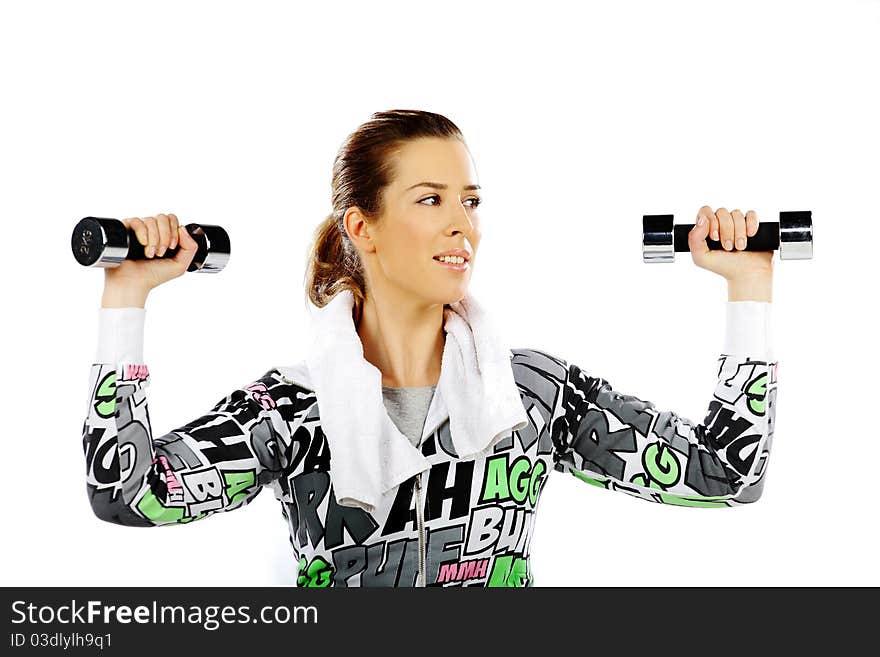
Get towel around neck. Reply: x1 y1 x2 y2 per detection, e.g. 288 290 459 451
303 288 529 513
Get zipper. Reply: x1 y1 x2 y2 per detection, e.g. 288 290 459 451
414 472 426 587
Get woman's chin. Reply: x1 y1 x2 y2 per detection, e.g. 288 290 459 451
422 288 468 308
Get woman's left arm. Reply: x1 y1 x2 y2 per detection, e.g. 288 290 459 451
551 303 776 507
550 206 778 506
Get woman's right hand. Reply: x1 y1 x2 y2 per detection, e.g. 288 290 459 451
103 213 200 295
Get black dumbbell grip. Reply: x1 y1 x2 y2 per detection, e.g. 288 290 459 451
123 225 208 267
673 221 779 252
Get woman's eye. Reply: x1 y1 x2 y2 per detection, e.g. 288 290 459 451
418 195 482 208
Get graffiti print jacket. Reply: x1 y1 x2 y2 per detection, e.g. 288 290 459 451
81 302 778 587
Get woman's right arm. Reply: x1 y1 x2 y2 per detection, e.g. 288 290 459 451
82 307 299 527
82 214 300 527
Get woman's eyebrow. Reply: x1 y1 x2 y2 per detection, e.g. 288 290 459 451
405 181 481 191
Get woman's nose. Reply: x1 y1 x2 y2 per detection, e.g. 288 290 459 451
450 203 475 234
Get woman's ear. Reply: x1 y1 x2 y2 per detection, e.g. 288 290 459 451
344 206 377 254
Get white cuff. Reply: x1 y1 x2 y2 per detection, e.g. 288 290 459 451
96 307 146 363
724 301 773 360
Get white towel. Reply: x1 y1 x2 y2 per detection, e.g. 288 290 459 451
303 289 528 514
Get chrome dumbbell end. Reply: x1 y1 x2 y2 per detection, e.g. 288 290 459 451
778 211 813 261
71 217 129 267
185 223 231 272
642 214 676 263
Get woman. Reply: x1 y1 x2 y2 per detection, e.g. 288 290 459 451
82 109 778 587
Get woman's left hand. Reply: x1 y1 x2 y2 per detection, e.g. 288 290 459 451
688 205 774 281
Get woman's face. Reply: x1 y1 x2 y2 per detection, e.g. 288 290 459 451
348 136 482 308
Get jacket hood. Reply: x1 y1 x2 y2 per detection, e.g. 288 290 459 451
300 288 528 514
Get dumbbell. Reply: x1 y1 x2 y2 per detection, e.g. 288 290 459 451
71 217 231 273
642 210 813 263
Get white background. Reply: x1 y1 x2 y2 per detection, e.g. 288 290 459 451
1 0 877 587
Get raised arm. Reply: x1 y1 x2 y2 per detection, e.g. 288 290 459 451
82 307 304 526
550 301 777 507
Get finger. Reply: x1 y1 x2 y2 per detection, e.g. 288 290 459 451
689 209 711 259
746 210 758 237
173 224 198 258
127 218 149 248
731 208 747 250
716 207 734 251
155 213 171 256
168 213 180 249
698 204 719 242
178 224 197 249
143 216 159 258
698 205 718 242
171 225 198 267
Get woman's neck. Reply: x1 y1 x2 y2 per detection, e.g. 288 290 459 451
356 291 445 388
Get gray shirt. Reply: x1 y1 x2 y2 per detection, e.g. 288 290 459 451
381 384 437 449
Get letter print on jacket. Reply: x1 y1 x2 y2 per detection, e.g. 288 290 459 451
81 348 778 586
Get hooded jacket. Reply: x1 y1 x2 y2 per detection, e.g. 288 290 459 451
81 297 777 587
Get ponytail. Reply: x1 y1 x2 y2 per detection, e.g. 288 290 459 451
305 212 367 326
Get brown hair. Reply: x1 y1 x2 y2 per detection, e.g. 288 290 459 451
304 109 465 326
